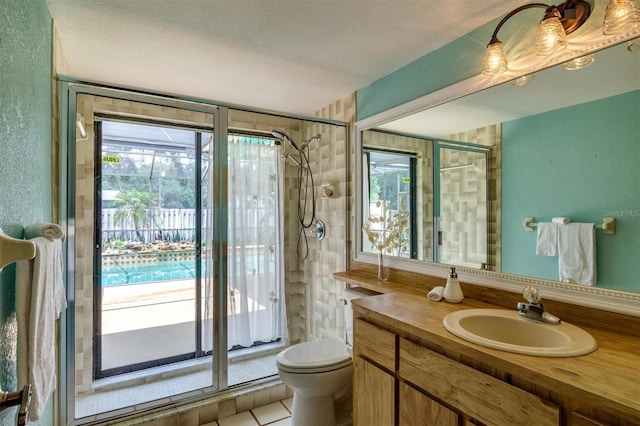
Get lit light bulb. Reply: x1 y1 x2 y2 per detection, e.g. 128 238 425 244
482 40 508 75
603 0 640 34
535 16 567 55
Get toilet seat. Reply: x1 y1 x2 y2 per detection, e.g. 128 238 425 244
276 338 352 373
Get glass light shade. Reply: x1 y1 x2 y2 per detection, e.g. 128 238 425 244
603 0 640 34
482 41 508 75
563 54 595 70
511 74 536 86
535 16 567 55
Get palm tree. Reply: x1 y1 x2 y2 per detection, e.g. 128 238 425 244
110 189 158 242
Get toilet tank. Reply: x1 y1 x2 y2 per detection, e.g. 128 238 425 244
343 286 380 346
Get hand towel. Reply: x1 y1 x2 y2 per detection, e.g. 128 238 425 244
24 223 65 241
552 217 571 225
536 222 558 256
557 223 596 286
16 237 67 421
427 286 445 301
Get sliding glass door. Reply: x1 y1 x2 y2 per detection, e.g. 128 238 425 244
94 119 214 378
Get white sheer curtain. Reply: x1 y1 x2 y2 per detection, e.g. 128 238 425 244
227 134 286 349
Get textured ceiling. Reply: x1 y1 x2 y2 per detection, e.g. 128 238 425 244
46 0 527 116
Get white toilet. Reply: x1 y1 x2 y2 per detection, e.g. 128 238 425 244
276 286 379 426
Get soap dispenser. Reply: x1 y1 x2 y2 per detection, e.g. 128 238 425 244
443 267 464 303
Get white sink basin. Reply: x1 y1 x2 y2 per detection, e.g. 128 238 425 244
443 309 597 357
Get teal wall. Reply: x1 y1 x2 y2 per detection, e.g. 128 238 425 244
356 27 485 120
501 91 640 291
0 0 54 424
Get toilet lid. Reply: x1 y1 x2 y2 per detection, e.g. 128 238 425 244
276 338 351 371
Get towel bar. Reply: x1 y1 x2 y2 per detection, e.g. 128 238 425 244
0 228 36 271
0 384 31 426
523 217 616 235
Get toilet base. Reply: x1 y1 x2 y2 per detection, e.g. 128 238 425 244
291 393 336 426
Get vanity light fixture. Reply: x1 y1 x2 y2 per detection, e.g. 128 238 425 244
482 0 591 75
603 0 640 34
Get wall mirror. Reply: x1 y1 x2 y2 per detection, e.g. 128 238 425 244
354 34 640 314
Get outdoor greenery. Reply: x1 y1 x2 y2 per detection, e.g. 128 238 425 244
102 149 197 209
110 189 159 241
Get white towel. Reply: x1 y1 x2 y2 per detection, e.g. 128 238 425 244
536 223 558 256
427 286 445 301
23 223 65 241
557 223 596 286
552 217 571 225
16 237 67 421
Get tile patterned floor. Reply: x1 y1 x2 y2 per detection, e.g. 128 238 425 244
204 399 293 426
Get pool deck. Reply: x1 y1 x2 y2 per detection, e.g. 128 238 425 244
101 280 201 366
102 279 198 333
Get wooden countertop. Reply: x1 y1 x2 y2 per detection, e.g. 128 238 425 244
350 290 640 423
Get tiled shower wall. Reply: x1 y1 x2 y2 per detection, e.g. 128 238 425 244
304 94 355 341
439 148 489 267
447 124 502 271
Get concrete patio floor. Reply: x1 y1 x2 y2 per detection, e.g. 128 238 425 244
101 280 204 368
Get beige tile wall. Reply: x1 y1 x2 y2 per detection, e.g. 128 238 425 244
439 148 489 266
307 94 355 341
447 124 502 270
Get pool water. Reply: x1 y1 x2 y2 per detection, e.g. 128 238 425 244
101 262 197 286
101 258 268 286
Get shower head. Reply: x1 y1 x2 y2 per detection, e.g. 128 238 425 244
302 134 321 149
272 129 301 153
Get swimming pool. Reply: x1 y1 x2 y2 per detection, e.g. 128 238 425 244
101 262 198 286
101 258 268 286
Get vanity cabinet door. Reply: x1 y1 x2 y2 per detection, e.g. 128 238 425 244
354 356 395 426
399 381 457 426
353 318 396 370
353 318 397 426
399 338 560 426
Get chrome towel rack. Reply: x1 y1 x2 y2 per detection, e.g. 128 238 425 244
523 217 616 235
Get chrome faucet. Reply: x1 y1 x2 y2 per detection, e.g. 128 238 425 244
517 286 561 325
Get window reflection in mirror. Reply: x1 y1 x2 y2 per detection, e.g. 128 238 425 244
363 148 417 258
362 131 491 268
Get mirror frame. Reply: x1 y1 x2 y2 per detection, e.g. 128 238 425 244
354 28 640 316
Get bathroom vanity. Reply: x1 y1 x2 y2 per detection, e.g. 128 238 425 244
335 271 640 426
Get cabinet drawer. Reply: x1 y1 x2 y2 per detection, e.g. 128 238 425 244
399 338 559 426
353 318 396 371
